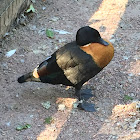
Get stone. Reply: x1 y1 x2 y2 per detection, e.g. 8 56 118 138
58 104 66 111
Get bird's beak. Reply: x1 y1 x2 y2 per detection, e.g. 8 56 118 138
98 38 109 46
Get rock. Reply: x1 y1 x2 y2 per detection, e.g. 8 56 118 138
41 101 51 109
130 93 135 97
19 17 28 26
110 34 115 38
133 119 140 127
2 63 8 69
51 17 59 22
105 119 110 123
124 118 130 122
133 55 139 60
15 94 19 98
112 135 117 139
99 25 106 32
30 115 34 118
5 49 16 57
20 59 25 63
54 29 72 35
73 102 79 109
131 128 136 133
55 46 58 49
110 39 116 44
33 50 43 54
42 6 46 10
122 123 129 130
58 104 66 111
0 131 6 136
116 122 121 126
29 25 37 31
58 39 66 43
100 118 104 122
128 73 134 77
38 29 45 35
123 56 129 60
3 32 10 37
111 130 116 135
129 119 140 129
12 28 17 32
6 122 11 127
96 108 100 111
129 112 136 116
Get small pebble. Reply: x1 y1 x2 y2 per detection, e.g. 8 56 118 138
12 29 16 32
100 118 104 122
1 131 6 136
55 46 58 49
2 63 8 69
38 29 45 35
16 94 19 98
116 122 121 126
129 112 136 116
73 102 78 109
110 34 115 38
58 39 66 43
110 39 116 44
130 123 136 129
123 56 129 60
51 17 59 22
131 128 136 133
133 55 139 60
128 73 134 77
20 59 24 63
4 32 10 37
130 93 135 97
6 122 11 127
30 115 34 118
29 25 37 31
105 119 110 123
58 104 65 111
96 108 100 111
99 25 106 32
124 118 130 122
42 6 46 10
111 130 116 135
112 135 117 139
133 119 140 127
41 101 51 109
122 123 129 130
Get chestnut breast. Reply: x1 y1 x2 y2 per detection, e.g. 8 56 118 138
80 40 114 68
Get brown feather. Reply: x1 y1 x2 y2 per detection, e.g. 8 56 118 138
80 39 114 68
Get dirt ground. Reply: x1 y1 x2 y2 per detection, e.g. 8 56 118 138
0 0 140 140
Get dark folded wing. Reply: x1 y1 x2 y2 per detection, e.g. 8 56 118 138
56 41 102 85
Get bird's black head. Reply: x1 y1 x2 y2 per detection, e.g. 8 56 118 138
76 26 109 46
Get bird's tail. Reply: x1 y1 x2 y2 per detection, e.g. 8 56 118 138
18 68 41 83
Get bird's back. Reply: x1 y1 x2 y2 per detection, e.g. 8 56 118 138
55 41 102 86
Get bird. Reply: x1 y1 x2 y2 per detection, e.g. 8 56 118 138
18 26 114 112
